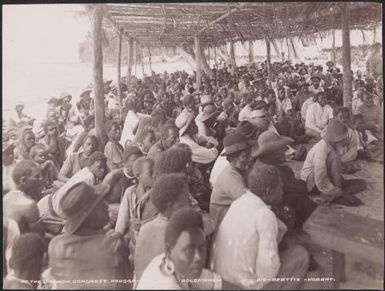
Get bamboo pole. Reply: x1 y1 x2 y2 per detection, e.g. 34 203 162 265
248 40 254 63
286 38 291 60
265 37 272 89
229 39 236 76
117 28 123 120
91 5 106 149
127 36 134 87
133 40 137 76
140 45 145 77
148 47 153 73
332 29 336 64
194 36 202 90
341 3 352 112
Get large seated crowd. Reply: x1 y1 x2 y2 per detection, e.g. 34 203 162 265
2 58 383 289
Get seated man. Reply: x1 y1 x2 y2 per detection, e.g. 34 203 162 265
104 120 124 170
356 90 383 142
48 182 132 289
210 164 316 290
305 91 333 140
4 233 46 289
176 110 218 165
134 173 191 281
147 123 179 160
37 151 108 228
210 131 251 225
115 157 158 261
301 119 367 206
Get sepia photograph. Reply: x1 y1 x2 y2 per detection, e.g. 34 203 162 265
2 2 383 290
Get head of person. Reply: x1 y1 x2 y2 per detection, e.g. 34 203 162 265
300 83 310 93
248 163 284 206
164 208 206 280
19 127 36 150
29 144 49 164
362 91 374 107
105 120 122 142
277 87 286 101
123 146 143 177
253 131 294 165
222 131 252 173
142 129 156 153
87 151 108 180
15 102 25 113
9 233 46 285
160 123 180 150
311 76 320 88
12 160 43 201
82 135 99 156
176 111 198 137
151 173 190 219
222 98 235 116
352 114 365 131
335 107 350 126
60 182 110 233
133 157 155 190
154 147 192 178
266 89 276 104
249 102 271 131
323 119 349 148
316 91 327 107
143 90 155 111
182 94 196 112
43 120 59 137
214 94 223 108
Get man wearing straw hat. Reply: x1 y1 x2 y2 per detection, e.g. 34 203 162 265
301 119 367 207
48 182 132 289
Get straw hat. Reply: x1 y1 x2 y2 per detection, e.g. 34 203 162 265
323 119 348 143
60 182 110 234
175 110 195 136
79 88 92 99
196 104 219 122
221 131 251 156
310 73 322 82
252 131 294 158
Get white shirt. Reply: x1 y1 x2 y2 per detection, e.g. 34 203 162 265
238 104 253 122
275 97 292 114
180 135 218 164
210 191 287 289
120 110 140 146
305 103 333 133
209 149 228 187
300 97 315 122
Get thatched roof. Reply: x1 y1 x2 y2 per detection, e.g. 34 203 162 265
101 2 381 47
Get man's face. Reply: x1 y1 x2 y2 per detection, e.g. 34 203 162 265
337 112 350 125
363 94 374 107
142 132 156 152
47 125 58 137
24 132 36 149
24 165 43 199
169 229 207 280
124 154 140 176
232 148 252 172
83 138 97 156
312 78 320 88
33 149 47 164
90 160 107 180
317 94 327 107
302 85 309 93
108 124 121 141
163 128 179 149
143 100 153 111
15 105 24 112
354 118 365 131
139 161 154 189
278 89 285 101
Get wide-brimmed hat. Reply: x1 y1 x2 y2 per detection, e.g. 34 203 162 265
326 61 334 66
236 120 257 139
323 119 348 143
60 182 110 234
196 104 219 123
252 131 294 158
183 94 195 107
310 74 321 81
59 92 72 101
196 95 214 107
221 131 251 156
47 97 58 105
80 88 92 99
14 101 25 109
175 110 195 136
253 100 268 110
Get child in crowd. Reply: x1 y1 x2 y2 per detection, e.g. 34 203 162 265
104 120 124 170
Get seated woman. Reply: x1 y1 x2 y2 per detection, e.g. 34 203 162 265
14 126 36 163
58 135 99 182
41 120 67 169
136 208 224 290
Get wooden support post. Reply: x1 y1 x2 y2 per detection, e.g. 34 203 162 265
214 45 217 69
286 38 291 60
373 27 376 44
117 28 123 113
140 45 145 77
332 29 336 64
290 38 299 61
271 38 281 60
91 5 106 149
194 36 202 91
265 37 272 89
127 37 134 87
147 47 152 73
133 40 137 76
341 2 352 111
229 40 236 76
248 40 254 64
